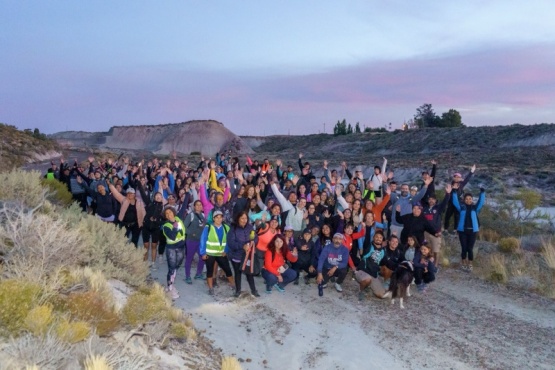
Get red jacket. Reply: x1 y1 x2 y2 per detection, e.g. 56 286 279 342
264 249 298 276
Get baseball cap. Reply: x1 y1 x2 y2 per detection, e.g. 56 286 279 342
126 188 136 194
213 210 223 217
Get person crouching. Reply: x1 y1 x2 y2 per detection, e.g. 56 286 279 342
317 233 350 296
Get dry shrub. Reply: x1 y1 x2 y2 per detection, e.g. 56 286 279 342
488 254 508 283
0 170 50 210
84 354 113 370
24 304 54 337
62 290 120 337
478 228 500 243
0 202 83 282
76 335 155 370
0 279 42 336
1 333 72 369
221 356 243 370
122 284 171 327
55 319 91 344
498 237 520 253
41 177 74 207
541 240 555 270
170 322 197 342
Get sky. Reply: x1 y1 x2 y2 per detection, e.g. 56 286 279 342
1 1 554 136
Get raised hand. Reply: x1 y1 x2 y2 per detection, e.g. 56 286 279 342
471 164 476 173
445 184 452 193
424 176 433 186
337 209 344 219
292 175 299 186
323 160 328 168
276 159 282 167
299 153 303 159
88 156 95 163
431 159 437 165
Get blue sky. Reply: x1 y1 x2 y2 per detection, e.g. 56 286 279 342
1 1 554 135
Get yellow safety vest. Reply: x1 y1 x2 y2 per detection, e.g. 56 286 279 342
163 216 186 245
205 224 229 256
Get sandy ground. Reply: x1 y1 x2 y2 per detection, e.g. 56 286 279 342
149 257 555 370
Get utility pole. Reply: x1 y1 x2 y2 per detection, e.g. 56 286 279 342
323 123 326 133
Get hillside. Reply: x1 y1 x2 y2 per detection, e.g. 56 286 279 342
0 123 61 172
51 120 254 155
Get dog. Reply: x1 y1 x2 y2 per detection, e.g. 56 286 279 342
389 261 414 309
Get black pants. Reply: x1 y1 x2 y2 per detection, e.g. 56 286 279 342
458 229 477 261
321 266 349 285
73 193 88 212
205 255 233 278
349 246 361 268
231 261 257 293
292 260 317 279
158 233 167 255
414 267 435 285
444 203 460 230
120 222 141 247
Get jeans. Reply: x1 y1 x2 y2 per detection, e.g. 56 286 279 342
261 268 297 290
166 247 185 285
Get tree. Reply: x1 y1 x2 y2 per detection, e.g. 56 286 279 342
440 109 463 127
333 119 347 135
355 122 361 133
414 103 440 128
347 123 353 134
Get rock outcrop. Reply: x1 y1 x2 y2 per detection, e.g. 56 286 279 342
51 120 254 155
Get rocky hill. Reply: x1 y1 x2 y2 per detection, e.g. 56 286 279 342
51 120 254 155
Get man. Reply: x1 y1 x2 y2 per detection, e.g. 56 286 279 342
317 233 350 295
293 228 316 285
423 184 452 268
355 230 391 301
162 206 187 300
396 203 440 246
379 235 403 286
200 210 235 296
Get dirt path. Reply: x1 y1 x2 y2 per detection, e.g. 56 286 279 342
150 262 555 370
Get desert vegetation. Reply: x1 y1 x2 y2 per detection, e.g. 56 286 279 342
0 170 237 369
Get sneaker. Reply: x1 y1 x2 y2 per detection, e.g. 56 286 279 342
233 291 241 298
208 288 214 296
358 291 365 301
274 284 285 293
468 265 473 272
168 285 179 300
334 283 343 292
461 265 468 272
318 284 324 297
185 277 192 284
194 274 206 280
265 287 272 294
151 264 157 271
421 284 429 293
417 284 424 292
382 291 392 299
252 291 260 297
321 284 328 289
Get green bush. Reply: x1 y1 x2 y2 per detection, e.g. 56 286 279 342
24 304 54 337
488 254 508 283
498 237 520 253
0 279 42 336
55 319 91 344
41 178 74 207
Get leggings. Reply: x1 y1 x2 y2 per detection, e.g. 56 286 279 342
458 229 477 261
166 247 185 286
444 203 460 230
231 261 257 293
414 267 435 285
121 223 141 247
205 255 233 278
184 240 204 278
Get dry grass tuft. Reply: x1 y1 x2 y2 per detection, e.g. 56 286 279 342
170 322 197 342
478 228 500 243
84 354 113 370
55 319 91 344
0 279 42 336
1 333 72 369
488 254 508 283
221 356 243 370
24 304 54 337
498 237 520 254
62 290 120 337
541 240 555 270
122 284 171 327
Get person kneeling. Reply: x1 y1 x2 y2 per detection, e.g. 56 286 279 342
262 234 298 293
316 233 350 296
413 243 437 293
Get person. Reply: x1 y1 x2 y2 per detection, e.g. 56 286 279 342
76 175 116 223
444 165 476 233
413 243 437 293
390 177 432 237
227 211 260 297
395 203 440 246
316 233 350 295
262 234 298 293
379 235 403 287
183 200 206 283
354 231 391 301
452 187 485 272
108 184 146 247
402 235 420 263
199 210 235 296
292 228 316 285
423 184 452 268
161 206 187 300
140 190 164 264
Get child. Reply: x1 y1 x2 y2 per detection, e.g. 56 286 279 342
413 243 437 293
403 235 420 263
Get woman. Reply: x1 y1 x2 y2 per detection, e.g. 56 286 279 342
452 188 486 272
108 183 145 247
352 199 363 228
227 211 260 297
161 206 187 300
413 243 437 293
262 234 298 293
402 235 420 263
139 186 164 263
183 200 206 283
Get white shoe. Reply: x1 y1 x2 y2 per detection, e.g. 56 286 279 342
167 285 179 300
334 283 343 292
382 291 392 299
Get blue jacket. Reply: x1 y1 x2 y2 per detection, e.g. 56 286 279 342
452 191 485 232
317 244 350 272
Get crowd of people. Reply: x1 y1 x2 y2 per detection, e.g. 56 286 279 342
45 152 484 301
